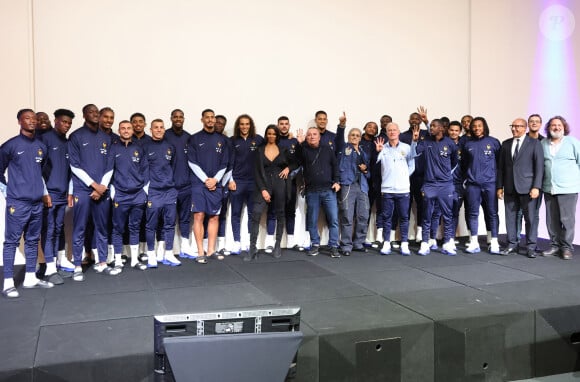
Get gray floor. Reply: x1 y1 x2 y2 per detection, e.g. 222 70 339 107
2 235 580 381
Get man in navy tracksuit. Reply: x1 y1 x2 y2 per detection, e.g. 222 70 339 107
447 121 465 236
143 119 180 267
98 107 120 262
315 110 338 152
414 119 459 255
265 116 299 250
228 114 264 254
68 104 116 280
212 114 231 255
110 120 149 270
130 112 152 259
1 109 53 298
461 117 501 254
165 109 194 259
39 109 75 282
188 109 229 263
400 112 429 242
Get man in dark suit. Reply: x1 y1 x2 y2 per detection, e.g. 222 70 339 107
496 118 544 258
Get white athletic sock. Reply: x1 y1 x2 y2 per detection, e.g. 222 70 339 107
286 235 295 248
23 272 39 287
217 236 225 250
114 253 123 267
3 278 15 291
46 261 57 276
180 236 191 254
130 245 139 267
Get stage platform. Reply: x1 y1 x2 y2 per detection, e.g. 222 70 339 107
3 236 580 382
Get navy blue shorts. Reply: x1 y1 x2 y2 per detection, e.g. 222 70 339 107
191 185 224 215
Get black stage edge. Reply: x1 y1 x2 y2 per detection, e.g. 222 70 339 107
3 235 580 381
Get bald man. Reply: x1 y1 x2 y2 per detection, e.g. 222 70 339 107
496 118 544 258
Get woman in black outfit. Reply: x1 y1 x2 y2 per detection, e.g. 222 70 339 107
245 125 297 261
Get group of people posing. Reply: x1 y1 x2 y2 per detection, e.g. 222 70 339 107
1 106 579 299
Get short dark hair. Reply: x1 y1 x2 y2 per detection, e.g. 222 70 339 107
449 120 461 129
277 116 289 123
315 110 327 118
528 113 542 123
430 119 442 127
130 112 146 122
17 108 34 119
201 108 214 117
82 104 97 114
171 109 184 116
99 107 114 116
215 114 227 122
264 124 281 144
54 108 75 119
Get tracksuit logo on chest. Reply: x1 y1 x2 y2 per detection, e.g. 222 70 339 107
100 142 108 155
216 142 223 153
132 150 140 163
35 148 44 163
165 149 172 161
484 144 492 156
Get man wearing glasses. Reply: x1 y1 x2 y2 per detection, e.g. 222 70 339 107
496 118 544 258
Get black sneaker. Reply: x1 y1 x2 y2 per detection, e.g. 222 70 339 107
307 245 319 256
330 247 341 258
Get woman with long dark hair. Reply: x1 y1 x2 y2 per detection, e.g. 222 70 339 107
245 125 297 261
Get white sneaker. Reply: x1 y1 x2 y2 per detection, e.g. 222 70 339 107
418 242 430 256
57 251 75 272
73 267 84 282
489 238 500 254
465 241 481 254
415 227 423 243
180 237 192 255
400 242 410 256
380 241 391 255
231 241 242 255
163 251 181 266
442 240 457 256
428 238 439 250
147 250 158 268
113 254 124 271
